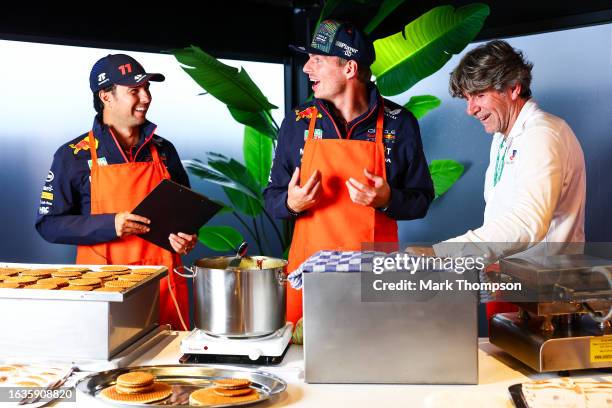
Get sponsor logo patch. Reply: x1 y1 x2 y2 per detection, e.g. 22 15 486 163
38 206 50 215
46 171 54 183
41 192 54 200
69 136 99 155
87 157 108 169
295 107 322 122
303 129 323 140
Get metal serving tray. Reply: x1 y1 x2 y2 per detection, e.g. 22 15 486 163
0 262 167 361
76 364 287 407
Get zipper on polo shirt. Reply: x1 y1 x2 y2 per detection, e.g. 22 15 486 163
316 100 378 140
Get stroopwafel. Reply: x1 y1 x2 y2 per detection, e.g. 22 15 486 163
24 283 58 290
189 387 260 406
4 276 37 285
100 383 172 405
105 280 135 289
213 378 252 389
68 278 102 287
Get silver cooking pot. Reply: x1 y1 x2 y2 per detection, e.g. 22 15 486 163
174 256 288 338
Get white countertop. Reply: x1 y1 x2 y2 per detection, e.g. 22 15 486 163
66 331 612 407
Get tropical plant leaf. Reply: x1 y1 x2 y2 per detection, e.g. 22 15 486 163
228 107 278 140
244 126 273 189
429 159 465 199
206 153 265 217
206 153 262 197
404 95 441 119
315 0 370 29
372 4 490 96
211 199 234 215
364 0 407 35
172 46 277 112
198 226 243 252
223 188 263 217
182 159 259 199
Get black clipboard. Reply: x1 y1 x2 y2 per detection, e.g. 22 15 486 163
132 179 222 252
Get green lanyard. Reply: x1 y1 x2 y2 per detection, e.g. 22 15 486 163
493 136 512 186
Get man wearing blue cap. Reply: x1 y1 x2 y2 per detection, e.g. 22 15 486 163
264 20 435 323
36 54 194 329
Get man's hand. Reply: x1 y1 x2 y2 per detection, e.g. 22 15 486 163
115 212 150 237
169 232 198 255
287 167 322 213
346 168 391 208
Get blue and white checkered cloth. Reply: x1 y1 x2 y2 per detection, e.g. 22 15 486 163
288 250 386 289
287 250 495 302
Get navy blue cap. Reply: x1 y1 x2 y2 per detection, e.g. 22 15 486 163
89 54 165 93
290 19 375 66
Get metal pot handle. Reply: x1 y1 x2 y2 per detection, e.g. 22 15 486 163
583 266 612 323
174 265 198 279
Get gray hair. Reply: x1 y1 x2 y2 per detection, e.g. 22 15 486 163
449 40 533 99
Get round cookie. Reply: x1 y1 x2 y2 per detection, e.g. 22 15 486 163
213 386 254 397
58 266 91 273
116 371 155 388
189 388 259 406
118 274 147 282
51 271 82 279
68 278 102 287
0 268 25 277
131 268 161 275
100 383 172 405
20 269 56 278
37 277 69 287
4 276 37 285
213 378 252 389
105 280 135 289
24 283 57 290
99 265 131 273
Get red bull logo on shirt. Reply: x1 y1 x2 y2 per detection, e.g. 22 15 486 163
295 107 322 122
69 136 99 155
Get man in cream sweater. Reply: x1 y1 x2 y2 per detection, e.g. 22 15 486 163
432 40 586 261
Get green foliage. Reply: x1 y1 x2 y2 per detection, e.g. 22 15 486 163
244 126 273 188
364 0 407 34
173 46 277 112
372 4 490 96
404 95 442 119
429 160 465 199
198 226 244 252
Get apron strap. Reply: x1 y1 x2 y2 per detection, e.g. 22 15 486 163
374 101 386 179
149 142 162 164
307 108 318 141
88 131 99 170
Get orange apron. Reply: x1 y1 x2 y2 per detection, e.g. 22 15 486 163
286 104 398 323
76 131 189 330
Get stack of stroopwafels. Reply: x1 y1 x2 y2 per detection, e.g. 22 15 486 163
100 371 172 405
189 378 260 406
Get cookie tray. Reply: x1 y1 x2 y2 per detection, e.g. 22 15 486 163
0 262 167 361
77 364 287 407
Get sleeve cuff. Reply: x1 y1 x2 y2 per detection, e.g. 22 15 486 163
286 201 301 217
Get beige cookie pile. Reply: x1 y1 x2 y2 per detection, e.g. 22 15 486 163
100 371 172 405
189 378 260 406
